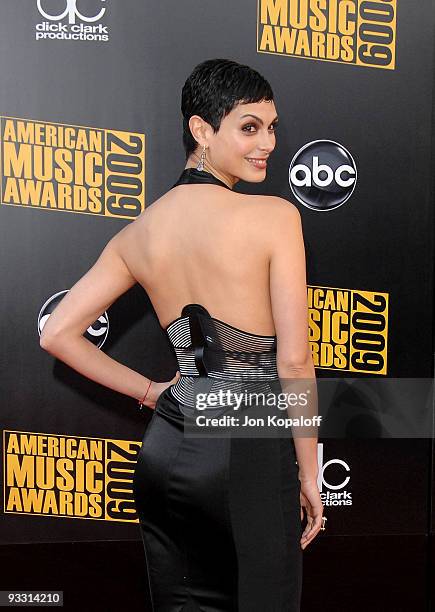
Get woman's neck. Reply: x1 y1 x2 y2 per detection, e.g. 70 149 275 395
185 153 237 190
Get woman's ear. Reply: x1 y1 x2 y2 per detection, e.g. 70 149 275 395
188 115 209 146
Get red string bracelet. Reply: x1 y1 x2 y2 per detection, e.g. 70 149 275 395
138 379 152 410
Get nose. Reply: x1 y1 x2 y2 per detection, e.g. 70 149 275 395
258 130 275 153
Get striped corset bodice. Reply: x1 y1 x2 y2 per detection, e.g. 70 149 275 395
164 303 278 409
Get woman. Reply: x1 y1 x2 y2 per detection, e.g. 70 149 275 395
40 59 323 611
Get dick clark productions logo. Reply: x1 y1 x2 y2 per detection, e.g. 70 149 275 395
37 0 106 24
289 140 357 211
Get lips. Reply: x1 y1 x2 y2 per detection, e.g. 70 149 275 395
246 157 268 168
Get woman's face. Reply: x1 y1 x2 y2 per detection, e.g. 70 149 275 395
191 99 278 186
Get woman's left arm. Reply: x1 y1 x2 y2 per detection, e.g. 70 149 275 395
40 224 158 404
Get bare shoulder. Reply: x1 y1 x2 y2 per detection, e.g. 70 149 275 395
100 204 153 267
259 193 300 217
239 193 301 232
110 196 161 239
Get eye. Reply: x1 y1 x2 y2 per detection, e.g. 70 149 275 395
242 123 278 133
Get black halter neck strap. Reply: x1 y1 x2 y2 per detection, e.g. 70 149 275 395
171 167 232 191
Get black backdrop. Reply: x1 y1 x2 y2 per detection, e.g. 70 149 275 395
0 1 434 610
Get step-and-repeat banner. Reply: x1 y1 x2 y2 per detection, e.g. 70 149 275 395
1 0 434 602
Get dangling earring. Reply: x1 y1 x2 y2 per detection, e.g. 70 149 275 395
196 144 207 171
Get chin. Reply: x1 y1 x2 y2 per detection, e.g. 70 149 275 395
243 172 267 183
235 165 267 182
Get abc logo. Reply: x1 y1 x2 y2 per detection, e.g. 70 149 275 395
37 290 109 349
288 140 357 211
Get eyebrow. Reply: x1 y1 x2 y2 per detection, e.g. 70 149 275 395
240 113 279 125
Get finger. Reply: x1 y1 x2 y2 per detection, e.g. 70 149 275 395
302 514 321 537
301 512 313 535
301 510 322 536
300 506 304 522
301 515 323 547
301 519 314 539
301 525 322 549
301 521 321 542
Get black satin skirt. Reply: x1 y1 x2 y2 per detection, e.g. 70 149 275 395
132 386 303 611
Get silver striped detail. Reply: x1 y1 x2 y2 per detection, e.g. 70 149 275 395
166 314 279 408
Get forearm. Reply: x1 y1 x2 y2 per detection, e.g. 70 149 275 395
277 358 319 481
40 335 150 403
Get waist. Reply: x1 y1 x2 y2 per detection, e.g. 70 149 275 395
173 346 278 378
167 374 281 411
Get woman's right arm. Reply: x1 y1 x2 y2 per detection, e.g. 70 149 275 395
267 196 323 548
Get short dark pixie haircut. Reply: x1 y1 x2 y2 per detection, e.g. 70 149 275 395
181 58 274 161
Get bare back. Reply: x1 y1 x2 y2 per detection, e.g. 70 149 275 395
124 183 276 335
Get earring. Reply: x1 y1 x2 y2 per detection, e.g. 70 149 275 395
196 144 207 171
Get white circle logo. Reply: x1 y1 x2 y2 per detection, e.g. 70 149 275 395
289 139 357 211
37 0 106 25
38 290 109 348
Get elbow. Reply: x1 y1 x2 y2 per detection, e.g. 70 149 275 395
39 331 65 353
39 333 56 352
277 352 314 375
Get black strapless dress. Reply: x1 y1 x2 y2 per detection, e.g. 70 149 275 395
132 169 303 612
